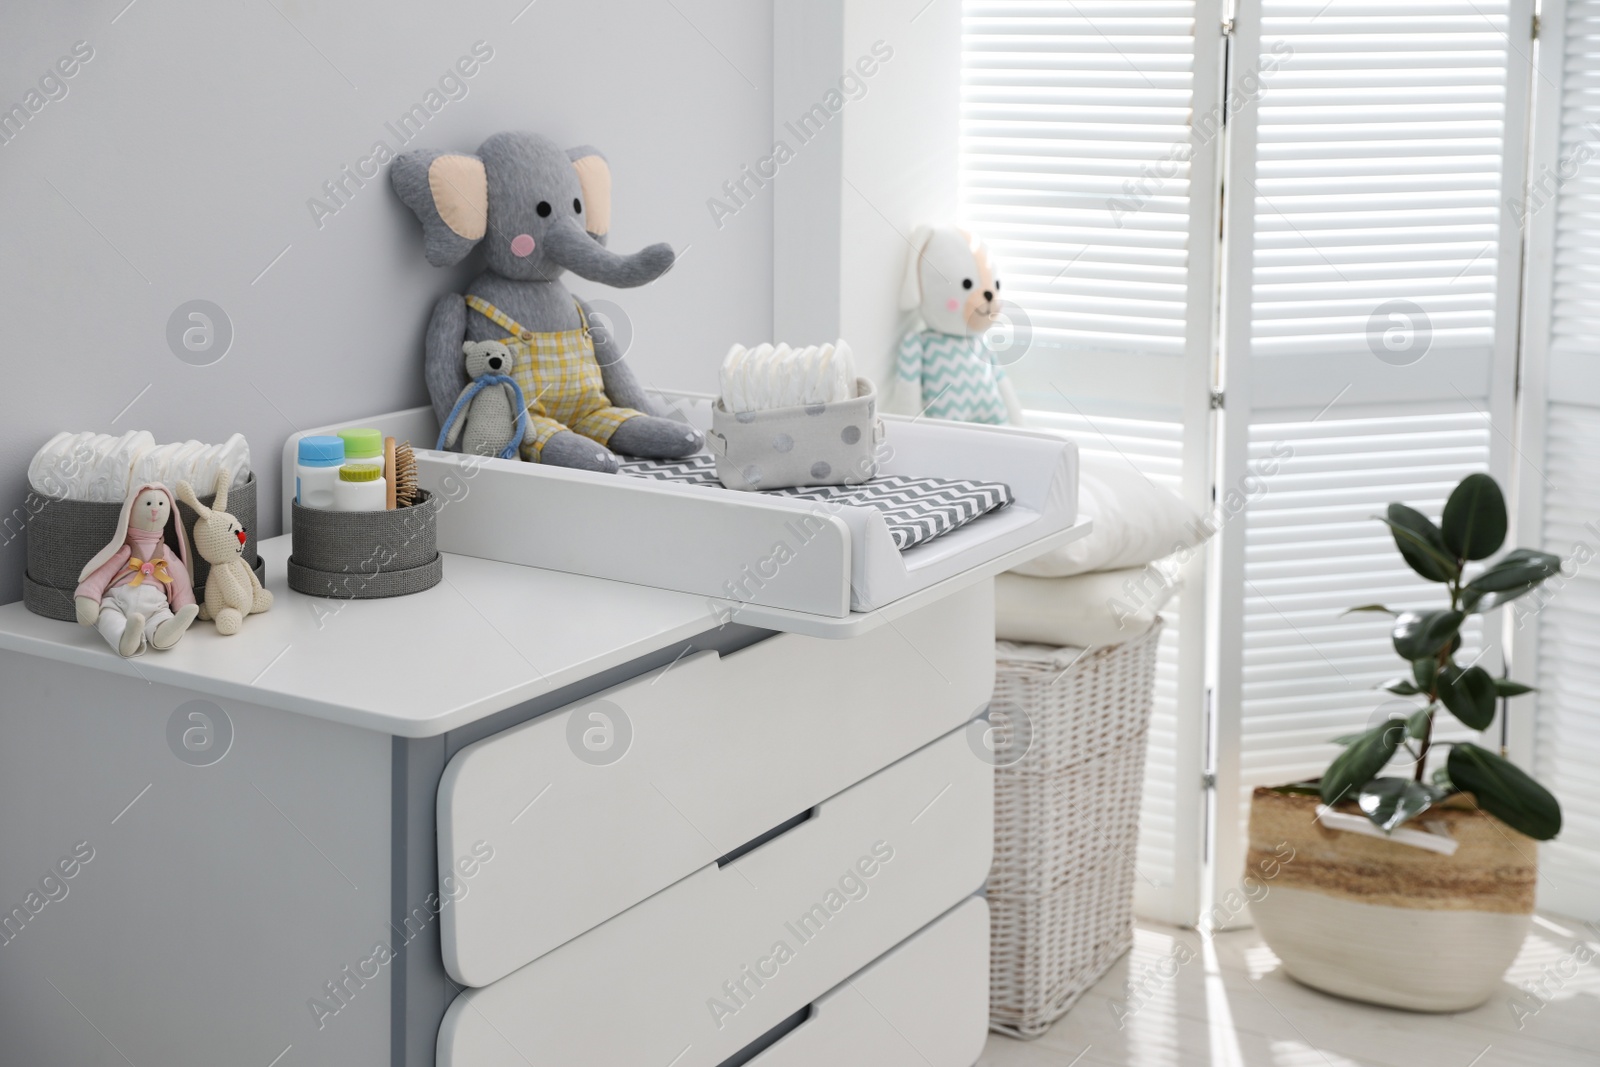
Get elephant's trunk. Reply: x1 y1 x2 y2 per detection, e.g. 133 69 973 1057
543 218 674 288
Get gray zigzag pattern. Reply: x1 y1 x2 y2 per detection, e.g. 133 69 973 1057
616 456 1013 551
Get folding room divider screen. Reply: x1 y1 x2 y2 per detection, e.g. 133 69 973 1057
960 0 1600 926
1514 0 1600 923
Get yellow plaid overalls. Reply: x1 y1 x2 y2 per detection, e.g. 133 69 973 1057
465 296 643 460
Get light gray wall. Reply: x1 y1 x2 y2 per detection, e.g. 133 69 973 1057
0 0 775 603
771 0 960 390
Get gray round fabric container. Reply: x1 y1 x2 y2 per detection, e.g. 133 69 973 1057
23 474 263 622
287 491 441 599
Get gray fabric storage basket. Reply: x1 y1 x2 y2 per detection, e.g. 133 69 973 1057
287 491 441 599
708 377 885 491
23 474 264 622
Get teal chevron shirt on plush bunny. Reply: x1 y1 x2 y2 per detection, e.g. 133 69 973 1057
888 225 1022 426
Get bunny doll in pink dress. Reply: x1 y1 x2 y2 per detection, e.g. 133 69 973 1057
73 483 198 657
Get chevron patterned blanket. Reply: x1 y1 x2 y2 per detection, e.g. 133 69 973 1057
616 455 1013 552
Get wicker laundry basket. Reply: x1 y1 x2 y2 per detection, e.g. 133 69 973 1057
987 618 1163 1038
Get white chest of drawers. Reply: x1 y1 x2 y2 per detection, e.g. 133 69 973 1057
0 534 1017 1067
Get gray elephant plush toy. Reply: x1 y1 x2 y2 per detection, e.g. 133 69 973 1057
392 131 703 472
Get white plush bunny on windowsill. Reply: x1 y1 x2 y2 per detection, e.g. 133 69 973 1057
887 225 1022 426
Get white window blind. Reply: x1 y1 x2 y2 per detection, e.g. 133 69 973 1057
1513 0 1600 923
961 1 1201 357
1233 410 1491 789
960 0 1222 925
1210 0 1530 913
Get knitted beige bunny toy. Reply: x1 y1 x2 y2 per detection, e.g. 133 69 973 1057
175 469 272 635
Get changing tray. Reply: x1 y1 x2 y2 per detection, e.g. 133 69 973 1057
284 396 1087 637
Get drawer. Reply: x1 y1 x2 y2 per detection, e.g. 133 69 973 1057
437 581 993 987
748 896 989 1067
436 726 992 1067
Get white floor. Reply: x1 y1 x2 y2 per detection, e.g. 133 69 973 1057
978 916 1600 1067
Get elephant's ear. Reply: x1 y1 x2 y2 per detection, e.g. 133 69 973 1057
567 145 612 240
391 150 487 266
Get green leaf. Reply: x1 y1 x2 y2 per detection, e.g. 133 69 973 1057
1359 776 1440 833
1392 610 1464 661
1379 506 1459 583
1492 678 1536 698
1330 733 1367 746
1431 765 1456 793
1463 549 1563 612
1272 781 1325 797
1345 604 1398 617
1381 677 1422 696
1442 473 1508 561
1438 665 1497 731
1412 656 1439 692
1320 720 1405 806
1446 743 1563 840
1405 705 1434 739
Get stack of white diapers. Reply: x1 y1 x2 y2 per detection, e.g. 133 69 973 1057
29 431 252 502
996 452 1201 649
719 340 858 413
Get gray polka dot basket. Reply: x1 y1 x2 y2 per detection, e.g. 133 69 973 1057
708 377 886 491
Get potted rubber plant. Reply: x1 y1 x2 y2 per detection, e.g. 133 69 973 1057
1246 472 1563 1012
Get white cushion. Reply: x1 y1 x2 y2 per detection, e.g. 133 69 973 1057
994 568 1177 648
1011 452 1201 578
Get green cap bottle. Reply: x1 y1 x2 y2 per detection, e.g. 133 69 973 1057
338 427 383 460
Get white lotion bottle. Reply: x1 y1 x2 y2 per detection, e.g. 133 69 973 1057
333 464 386 511
296 436 345 509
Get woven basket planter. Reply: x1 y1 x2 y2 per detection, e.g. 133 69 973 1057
23 475 264 622
987 619 1163 1038
1247 788 1535 1012
287 491 441 599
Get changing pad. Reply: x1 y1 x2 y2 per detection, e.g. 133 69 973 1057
284 401 1084 633
616 455 1013 551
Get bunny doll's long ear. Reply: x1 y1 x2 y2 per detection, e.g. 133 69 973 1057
391 150 488 266
900 225 933 311
174 480 209 518
567 145 612 242
212 468 231 513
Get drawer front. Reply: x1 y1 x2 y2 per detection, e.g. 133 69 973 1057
437 581 993 987
436 726 992 1067
750 897 989 1067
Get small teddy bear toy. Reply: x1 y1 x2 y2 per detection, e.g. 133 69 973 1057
435 340 529 459
888 225 1022 426
74 483 198 657
175 469 273 636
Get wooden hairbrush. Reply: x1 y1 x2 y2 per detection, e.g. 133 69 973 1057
392 441 419 507
384 437 397 509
